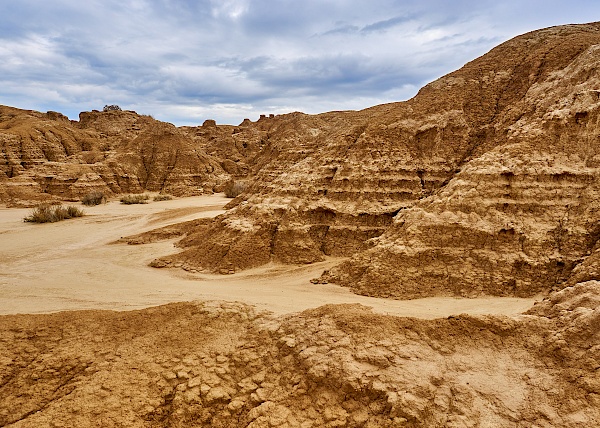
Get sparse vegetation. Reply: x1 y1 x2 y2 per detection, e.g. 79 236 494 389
24 204 84 223
120 194 150 204
103 104 122 112
223 180 247 198
81 191 107 206
153 194 173 202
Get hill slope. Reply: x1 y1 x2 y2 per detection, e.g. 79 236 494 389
158 23 600 300
0 107 260 205
1 280 598 427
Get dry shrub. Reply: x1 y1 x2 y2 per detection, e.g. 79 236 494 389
223 180 247 198
81 191 106 206
24 204 84 223
153 194 173 202
120 194 150 204
103 104 122 112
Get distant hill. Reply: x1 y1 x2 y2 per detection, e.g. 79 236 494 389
0 107 267 205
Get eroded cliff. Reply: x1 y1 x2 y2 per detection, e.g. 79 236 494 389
158 23 600 300
0 108 243 205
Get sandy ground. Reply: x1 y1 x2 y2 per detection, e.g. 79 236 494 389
0 195 540 317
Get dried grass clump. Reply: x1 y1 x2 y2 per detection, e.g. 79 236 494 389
120 194 150 204
81 191 107 206
24 204 85 223
153 194 173 202
223 180 247 198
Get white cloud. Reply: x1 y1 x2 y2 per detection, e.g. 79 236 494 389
210 0 249 19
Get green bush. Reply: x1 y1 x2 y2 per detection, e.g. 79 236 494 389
24 204 84 223
81 191 106 206
223 180 247 198
120 194 150 204
153 194 173 202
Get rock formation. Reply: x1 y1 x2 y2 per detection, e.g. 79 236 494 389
2 21 600 428
0 107 234 205
326 24 600 298
2 23 600 299
156 23 600 301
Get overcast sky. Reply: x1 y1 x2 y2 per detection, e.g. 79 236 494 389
1 1 599 126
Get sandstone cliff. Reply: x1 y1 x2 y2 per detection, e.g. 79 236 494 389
158 23 600 300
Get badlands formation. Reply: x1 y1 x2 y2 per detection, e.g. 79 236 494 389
1 23 600 427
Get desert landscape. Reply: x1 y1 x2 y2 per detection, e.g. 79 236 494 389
1 22 600 427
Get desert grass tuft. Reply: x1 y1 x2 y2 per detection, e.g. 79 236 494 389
81 191 107 206
120 194 150 204
24 204 85 223
153 194 173 202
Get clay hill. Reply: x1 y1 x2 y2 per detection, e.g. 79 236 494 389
144 23 600 301
2 23 600 300
0 107 267 205
2 21 600 428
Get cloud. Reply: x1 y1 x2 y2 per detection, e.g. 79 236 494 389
1 0 600 125
361 15 418 33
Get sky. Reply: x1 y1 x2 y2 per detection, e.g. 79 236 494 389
1 1 599 126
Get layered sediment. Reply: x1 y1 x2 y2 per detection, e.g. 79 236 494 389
0 108 232 205
327 26 600 298
158 23 600 301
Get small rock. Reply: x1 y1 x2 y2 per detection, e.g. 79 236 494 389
215 367 228 375
188 376 202 388
228 398 246 411
163 371 177 380
206 386 231 402
184 388 200 403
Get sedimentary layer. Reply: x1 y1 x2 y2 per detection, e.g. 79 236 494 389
158 23 600 300
326 25 600 298
0 108 233 205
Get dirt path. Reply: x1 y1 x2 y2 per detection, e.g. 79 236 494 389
0 195 540 317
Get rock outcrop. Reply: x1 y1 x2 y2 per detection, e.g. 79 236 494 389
159 23 600 300
3 23 600 301
0 107 231 205
326 24 600 298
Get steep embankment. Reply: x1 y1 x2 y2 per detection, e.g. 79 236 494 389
326 24 600 298
159 23 600 301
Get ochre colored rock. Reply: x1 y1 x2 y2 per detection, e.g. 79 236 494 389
164 23 600 301
0 107 231 204
327 24 600 298
1 282 599 427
